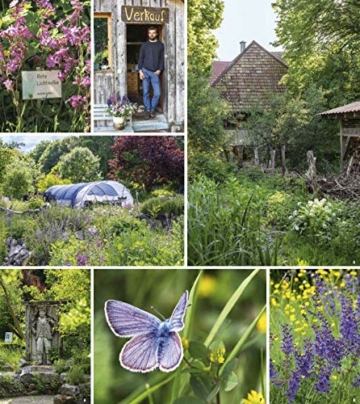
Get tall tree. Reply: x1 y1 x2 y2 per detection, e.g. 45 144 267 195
187 0 229 154
78 136 115 177
273 0 360 107
38 137 79 174
58 147 101 183
188 0 225 73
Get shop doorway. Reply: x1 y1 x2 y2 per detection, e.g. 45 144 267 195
126 24 164 112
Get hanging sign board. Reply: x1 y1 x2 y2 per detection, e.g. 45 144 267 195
22 70 62 100
121 6 169 24
5 332 13 343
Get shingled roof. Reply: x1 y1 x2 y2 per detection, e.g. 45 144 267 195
321 101 360 117
212 41 288 112
211 61 231 85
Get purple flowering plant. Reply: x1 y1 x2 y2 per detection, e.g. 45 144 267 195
106 94 137 118
0 0 90 132
271 269 360 403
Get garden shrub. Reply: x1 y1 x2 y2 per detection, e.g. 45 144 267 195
54 359 71 374
27 196 45 210
188 153 239 183
66 365 86 385
140 195 184 217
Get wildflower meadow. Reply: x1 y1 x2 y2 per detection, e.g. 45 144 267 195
270 269 360 403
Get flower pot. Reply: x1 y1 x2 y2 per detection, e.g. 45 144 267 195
113 116 126 130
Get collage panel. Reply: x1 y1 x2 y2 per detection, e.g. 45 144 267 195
0 135 184 267
0 268 91 403
93 0 185 134
270 268 360 403
187 0 360 267
94 268 266 403
0 0 90 133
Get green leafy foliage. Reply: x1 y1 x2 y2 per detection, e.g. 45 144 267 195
58 146 101 183
243 87 339 171
188 169 360 266
140 195 184 217
272 0 360 107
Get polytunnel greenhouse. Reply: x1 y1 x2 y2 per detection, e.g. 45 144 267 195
44 181 134 208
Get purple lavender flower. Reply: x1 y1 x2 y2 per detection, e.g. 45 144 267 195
314 365 331 393
270 359 283 388
76 254 88 266
352 373 360 388
281 324 294 356
286 369 301 402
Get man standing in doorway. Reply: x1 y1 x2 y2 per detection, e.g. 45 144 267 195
138 26 164 119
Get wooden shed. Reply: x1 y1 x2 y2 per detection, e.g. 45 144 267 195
321 101 360 169
94 0 184 132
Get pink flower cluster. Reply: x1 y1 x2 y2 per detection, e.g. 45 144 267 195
0 0 90 121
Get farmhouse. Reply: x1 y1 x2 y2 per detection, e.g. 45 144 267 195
212 40 288 116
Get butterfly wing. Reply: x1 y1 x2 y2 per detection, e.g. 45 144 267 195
105 300 161 337
120 332 159 373
169 290 189 331
158 332 183 372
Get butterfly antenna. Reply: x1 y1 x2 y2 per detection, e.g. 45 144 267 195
151 306 166 320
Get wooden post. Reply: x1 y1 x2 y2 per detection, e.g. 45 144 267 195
254 147 259 166
306 150 318 192
340 118 344 171
270 149 276 171
281 145 287 176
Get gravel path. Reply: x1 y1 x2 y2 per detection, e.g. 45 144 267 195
0 396 53 404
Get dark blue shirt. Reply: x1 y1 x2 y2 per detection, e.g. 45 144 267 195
138 41 165 72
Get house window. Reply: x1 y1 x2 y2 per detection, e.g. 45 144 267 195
94 13 112 69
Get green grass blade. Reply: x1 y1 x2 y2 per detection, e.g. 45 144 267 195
183 270 203 340
220 303 266 376
118 374 176 404
204 269 260 347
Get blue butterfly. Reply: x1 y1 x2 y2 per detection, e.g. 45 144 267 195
104 290 189 373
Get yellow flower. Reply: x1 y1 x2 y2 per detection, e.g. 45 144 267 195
242 390 266 404
181 337 189 350
198 274 217 298
256 312 266 334
210 347 226 364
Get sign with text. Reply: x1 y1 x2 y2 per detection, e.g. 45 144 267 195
22 70 62 100
121 6 169 24
5 332 13 343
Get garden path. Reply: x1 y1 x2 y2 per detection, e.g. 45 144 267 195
0 396 53 404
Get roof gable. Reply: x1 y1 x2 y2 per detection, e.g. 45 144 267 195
212 41 288 111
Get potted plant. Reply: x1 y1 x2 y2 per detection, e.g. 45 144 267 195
106 94 138 130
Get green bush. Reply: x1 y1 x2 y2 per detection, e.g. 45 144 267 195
27 196 45 209
188 153 239 183
54 359 71 374
141 195 184 217
67 365 86 385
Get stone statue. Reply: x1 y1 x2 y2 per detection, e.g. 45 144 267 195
31 308 55 365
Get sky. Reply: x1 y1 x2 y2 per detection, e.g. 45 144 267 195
214 0 282 61
0 135 71 153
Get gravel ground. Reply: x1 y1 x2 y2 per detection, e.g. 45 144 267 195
0 396 54 404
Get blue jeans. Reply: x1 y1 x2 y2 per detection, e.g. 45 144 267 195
142 68 161 112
